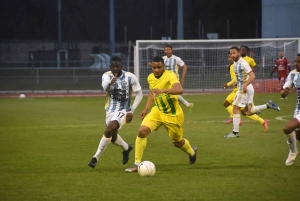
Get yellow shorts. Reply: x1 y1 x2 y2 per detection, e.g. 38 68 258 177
142 106 184 142
225 88 237 104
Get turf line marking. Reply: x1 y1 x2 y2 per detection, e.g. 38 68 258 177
4 116 291 130
0 120 255 130
275 115 292 121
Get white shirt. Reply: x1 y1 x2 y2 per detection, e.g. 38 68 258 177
284 69 300 105
162 54 185 78
102 70 141 112
234 57 253 93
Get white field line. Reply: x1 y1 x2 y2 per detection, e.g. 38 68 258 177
0 116 288 130
275 115 292 121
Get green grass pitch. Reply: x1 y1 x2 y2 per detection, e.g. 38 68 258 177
0 93 299 201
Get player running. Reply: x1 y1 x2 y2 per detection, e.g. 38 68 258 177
125 56 197 172
88 56 143 168
224 46 280 138
223 47 270 133
148 45 194 113
281 53 300 166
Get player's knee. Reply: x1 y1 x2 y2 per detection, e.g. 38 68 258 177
283 125 293 135
173 140 184 148
104 125 119 137
104 128 114 137
138 127 150 138
223 101 230 108
240 110 247 116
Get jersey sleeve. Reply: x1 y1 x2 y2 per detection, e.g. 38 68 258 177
249 58 256 68
176 57 185 67
168 71 180 85
243 62 252 74
130 74 142 92
227 64 236 86
102 72 111 90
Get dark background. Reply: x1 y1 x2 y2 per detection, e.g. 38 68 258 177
0 0 262 42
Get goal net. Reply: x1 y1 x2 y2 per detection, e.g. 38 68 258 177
134 38 300 93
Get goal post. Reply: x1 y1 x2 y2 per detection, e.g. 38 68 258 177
134 38 300 93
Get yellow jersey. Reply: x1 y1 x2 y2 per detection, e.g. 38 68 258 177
227 64 237 87
242 56 256 69
147 70 180 115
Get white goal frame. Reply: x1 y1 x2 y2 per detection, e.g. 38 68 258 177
134 38 300 94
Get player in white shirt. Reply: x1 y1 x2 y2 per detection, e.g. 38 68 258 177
281 53 300 166
163 45 193 113
224 46 280 138
88 56 143 168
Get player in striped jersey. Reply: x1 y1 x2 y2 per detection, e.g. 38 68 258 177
223 48 269 133
163 45 194 113
88 56 143 168
224 46 280 138
281 53 300 166
125 56 197 172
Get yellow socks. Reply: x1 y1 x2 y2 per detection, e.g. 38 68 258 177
226 105 233 118
180 138 194 156
135 136 147 164
247 114 264 124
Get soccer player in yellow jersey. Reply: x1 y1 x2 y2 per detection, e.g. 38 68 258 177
148 45 194 114
125 56 197 172
240 45 257 72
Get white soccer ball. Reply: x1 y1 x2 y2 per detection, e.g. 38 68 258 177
19 94 26 99
138 161 156 177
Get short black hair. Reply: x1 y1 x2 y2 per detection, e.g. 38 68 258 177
230 46 240 52
165 44 173 49
110 56 121 63
152 56 164 63
297 53 300 57
240 45 250 52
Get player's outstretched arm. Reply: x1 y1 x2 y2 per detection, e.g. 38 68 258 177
180 64 187 86
152 83 183 95
140 91 155 119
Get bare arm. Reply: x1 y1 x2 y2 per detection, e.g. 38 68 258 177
140 91 155 119
281 87 290 98
180 64 187 86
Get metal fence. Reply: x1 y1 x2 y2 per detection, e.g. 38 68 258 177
0 60 135 93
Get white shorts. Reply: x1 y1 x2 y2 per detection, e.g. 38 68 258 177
106 109 127 129
293 107 300 122
233 84 254 108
